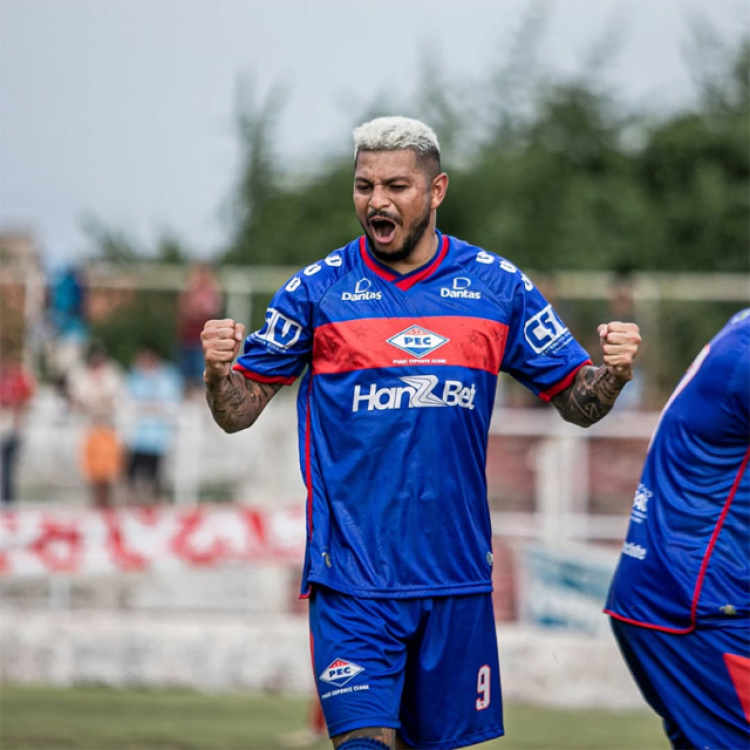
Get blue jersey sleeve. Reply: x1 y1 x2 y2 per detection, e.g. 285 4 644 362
499 269 591 400
233 270 317 384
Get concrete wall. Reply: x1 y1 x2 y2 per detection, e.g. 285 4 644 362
1 608 646 710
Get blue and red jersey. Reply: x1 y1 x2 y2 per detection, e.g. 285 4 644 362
606 309 750 632
235 232 591 597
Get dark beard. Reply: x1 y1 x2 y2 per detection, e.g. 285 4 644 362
363 207 432 265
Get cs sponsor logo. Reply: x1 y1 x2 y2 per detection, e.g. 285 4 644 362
320 659 364 687
440 277 481 300
252 308 303 350
352 375 476 412
523 305 569 354
342 278 382 302
387 325 448 358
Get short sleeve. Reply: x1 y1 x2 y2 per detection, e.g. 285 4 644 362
233 275 315 385
500 279 591 401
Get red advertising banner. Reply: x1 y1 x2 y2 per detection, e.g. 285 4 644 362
0 505 307 577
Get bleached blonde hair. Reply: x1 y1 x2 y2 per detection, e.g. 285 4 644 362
353 116 441 174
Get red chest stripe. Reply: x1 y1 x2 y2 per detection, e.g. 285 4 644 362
312 316 508 375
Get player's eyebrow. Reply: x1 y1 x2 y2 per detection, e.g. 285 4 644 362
354 175 412 185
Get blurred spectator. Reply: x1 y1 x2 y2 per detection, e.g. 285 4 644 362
49 264 89 398
0 350 36 504
123 345 183 504
176 263 223 392
69 342 124 507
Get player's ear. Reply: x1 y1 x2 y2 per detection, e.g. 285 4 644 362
430 172 449 210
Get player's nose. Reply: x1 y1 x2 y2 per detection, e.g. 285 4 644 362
369 184 390 210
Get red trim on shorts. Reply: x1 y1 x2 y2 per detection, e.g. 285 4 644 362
538 360 591 402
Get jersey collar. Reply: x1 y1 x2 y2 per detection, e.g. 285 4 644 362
359 231 450 291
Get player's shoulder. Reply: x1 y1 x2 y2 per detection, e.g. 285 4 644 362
448 235 535 297
725 308 750 340
276 238 362 300
709 308 750 362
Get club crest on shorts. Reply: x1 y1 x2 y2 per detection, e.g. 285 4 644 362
320 658 364 686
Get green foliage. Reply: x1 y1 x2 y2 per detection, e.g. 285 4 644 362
220 23 749 276
81 215 191 265
90 290 179 367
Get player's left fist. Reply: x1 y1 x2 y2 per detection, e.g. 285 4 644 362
597 321 641 382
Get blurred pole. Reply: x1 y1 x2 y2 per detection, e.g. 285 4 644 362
172 400 201 505
536 434 588 545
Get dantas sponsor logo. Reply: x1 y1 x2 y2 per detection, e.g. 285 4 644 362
342 278 382 301
320 658 364 686
441 277 481 299
387 325 448 358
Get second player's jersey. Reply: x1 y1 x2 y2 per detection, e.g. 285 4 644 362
605 309 750 631
235 232 591 598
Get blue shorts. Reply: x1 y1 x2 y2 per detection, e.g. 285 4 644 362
309 586 504 749
610 618 750 749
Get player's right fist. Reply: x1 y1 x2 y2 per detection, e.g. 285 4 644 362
201 319 246 383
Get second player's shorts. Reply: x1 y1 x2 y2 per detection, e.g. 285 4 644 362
309 585 504 749
610 617 750 749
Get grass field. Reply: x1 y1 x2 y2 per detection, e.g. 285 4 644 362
0 684 669 750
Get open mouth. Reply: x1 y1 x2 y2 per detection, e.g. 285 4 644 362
369 215 398 244
368 214 396 245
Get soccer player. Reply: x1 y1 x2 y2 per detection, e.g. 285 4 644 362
202 116 641 750
605 309 750 750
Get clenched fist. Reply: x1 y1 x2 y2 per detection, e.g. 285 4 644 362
201 319 246 383
598 321 641 382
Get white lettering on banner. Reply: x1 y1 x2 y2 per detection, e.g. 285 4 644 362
0 506 307 577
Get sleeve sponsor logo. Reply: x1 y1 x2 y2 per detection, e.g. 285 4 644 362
252 308 303 350
523 305 569 354
387 325 449 358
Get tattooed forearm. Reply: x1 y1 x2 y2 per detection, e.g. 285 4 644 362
551 365 628 427
205 371 282 433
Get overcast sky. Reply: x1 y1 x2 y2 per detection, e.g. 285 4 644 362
1 0 747 265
